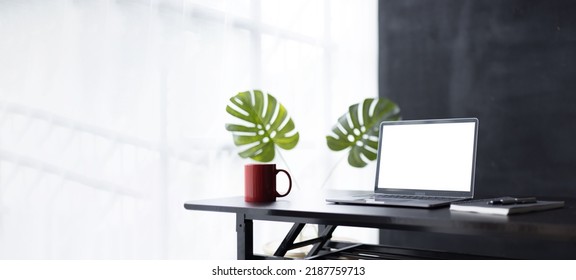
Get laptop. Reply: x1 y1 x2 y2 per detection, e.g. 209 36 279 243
326 118 478 208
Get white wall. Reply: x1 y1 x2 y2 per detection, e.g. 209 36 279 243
0 0 378 259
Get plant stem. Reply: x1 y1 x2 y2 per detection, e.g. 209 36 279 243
320 153 347 189
275 147 301 190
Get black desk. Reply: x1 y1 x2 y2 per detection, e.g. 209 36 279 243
184 190 576 259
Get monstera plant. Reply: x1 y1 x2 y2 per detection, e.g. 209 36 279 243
225 90 299 162
326 98 401 168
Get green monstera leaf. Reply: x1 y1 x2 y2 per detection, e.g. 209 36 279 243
326 98 401 168
225 90 299 162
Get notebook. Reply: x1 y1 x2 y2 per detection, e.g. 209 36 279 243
326 118 478 208
450 197 564 215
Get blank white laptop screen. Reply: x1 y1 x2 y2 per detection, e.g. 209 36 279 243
377 122 477 192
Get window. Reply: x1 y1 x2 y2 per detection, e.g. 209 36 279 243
0 0 378 259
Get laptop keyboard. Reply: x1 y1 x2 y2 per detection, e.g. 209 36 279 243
372 194 459 201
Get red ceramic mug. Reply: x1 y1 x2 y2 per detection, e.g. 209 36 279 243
244 164 292 202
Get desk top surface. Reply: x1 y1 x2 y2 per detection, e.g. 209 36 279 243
184 190 576 241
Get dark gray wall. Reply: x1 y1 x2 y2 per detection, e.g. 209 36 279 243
379 0 576 199
378 0 576 258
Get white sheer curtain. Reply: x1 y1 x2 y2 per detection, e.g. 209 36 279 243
0 0 378 259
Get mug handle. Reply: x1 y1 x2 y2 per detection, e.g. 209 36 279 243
275 169 292 197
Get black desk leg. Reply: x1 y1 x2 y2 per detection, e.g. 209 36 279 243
236 213 253 260
274 223 306 257
306 225 337 257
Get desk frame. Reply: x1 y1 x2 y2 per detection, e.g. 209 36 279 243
185 193 576 259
